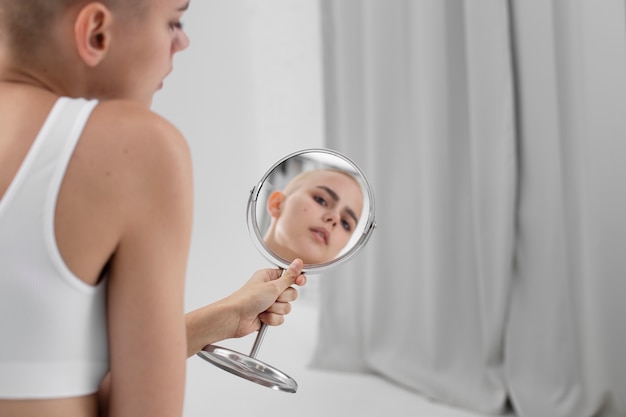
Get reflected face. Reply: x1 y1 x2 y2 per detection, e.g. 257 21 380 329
265 170 364 264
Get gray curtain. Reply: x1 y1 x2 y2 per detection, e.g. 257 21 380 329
311 1 626 416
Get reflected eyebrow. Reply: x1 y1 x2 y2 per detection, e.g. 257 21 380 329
317 185 359 225
345 207 359 225
317 185 339 202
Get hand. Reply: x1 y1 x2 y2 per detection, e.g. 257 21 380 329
229 259 307 339
184 259 307 356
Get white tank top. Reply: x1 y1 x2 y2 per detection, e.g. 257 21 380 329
0 97 109 399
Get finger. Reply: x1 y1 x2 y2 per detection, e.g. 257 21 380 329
294 273 307 287
285 258 303 277
267 299 292 314
259 311 286 327
276 287 298 303
276 259 304 289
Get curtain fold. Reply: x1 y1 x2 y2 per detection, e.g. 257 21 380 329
312 0 515 413
312 1 626 416
505 1 626 416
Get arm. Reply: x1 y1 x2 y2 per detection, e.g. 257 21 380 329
96 102 193 417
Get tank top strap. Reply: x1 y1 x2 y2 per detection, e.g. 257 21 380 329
0 97 98 219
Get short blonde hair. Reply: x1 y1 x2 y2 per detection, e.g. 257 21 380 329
0 0 147 64
282 169 361 196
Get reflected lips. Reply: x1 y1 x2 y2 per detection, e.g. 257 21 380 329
310 227 329 245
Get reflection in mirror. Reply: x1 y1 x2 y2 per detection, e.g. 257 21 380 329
263 168 364 264
249 149 375 272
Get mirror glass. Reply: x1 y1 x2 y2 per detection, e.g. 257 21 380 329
247 148 376 272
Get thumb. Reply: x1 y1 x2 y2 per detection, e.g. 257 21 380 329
277 258 304 288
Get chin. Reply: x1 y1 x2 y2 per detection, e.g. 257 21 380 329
303 255 330 265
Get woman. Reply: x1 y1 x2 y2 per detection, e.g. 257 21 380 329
0 1 306 416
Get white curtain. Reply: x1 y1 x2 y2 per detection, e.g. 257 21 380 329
311 1 626 416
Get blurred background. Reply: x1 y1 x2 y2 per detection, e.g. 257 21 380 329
153 0 324 306
153 1 626 416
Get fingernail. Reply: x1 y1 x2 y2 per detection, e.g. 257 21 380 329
290 258 302 271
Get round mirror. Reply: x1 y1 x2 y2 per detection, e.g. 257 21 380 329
198 148 376 393
247 148 376 272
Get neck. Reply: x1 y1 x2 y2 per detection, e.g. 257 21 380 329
0 52 87 99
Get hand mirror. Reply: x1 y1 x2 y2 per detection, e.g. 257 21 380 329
197 148 376 392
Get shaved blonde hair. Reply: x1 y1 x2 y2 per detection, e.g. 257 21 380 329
283 168 361 196
0 0 148 64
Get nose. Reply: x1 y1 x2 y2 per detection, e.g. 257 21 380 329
173 30 190 53
323 211 340 228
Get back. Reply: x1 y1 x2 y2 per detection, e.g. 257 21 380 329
0 83 192 417
0 97 109 398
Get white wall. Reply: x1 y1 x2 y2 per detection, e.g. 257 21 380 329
152 0 323 308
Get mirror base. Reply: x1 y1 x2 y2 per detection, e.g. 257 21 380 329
197 345 298 393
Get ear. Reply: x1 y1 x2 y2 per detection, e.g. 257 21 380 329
266 191 286 218
74 3 113 67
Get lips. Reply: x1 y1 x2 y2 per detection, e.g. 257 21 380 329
310 227 329 245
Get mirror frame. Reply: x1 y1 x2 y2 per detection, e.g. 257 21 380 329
246 148 376 273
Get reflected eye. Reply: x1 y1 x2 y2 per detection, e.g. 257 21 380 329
341 219 352 232
313 195 327 207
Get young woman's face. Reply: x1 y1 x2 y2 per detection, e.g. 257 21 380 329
269 171 364 264
91 0 190 105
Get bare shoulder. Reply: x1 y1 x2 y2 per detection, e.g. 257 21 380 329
76 99 193 202
57 99 194 283
80 98 193 229
86 99 191 167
